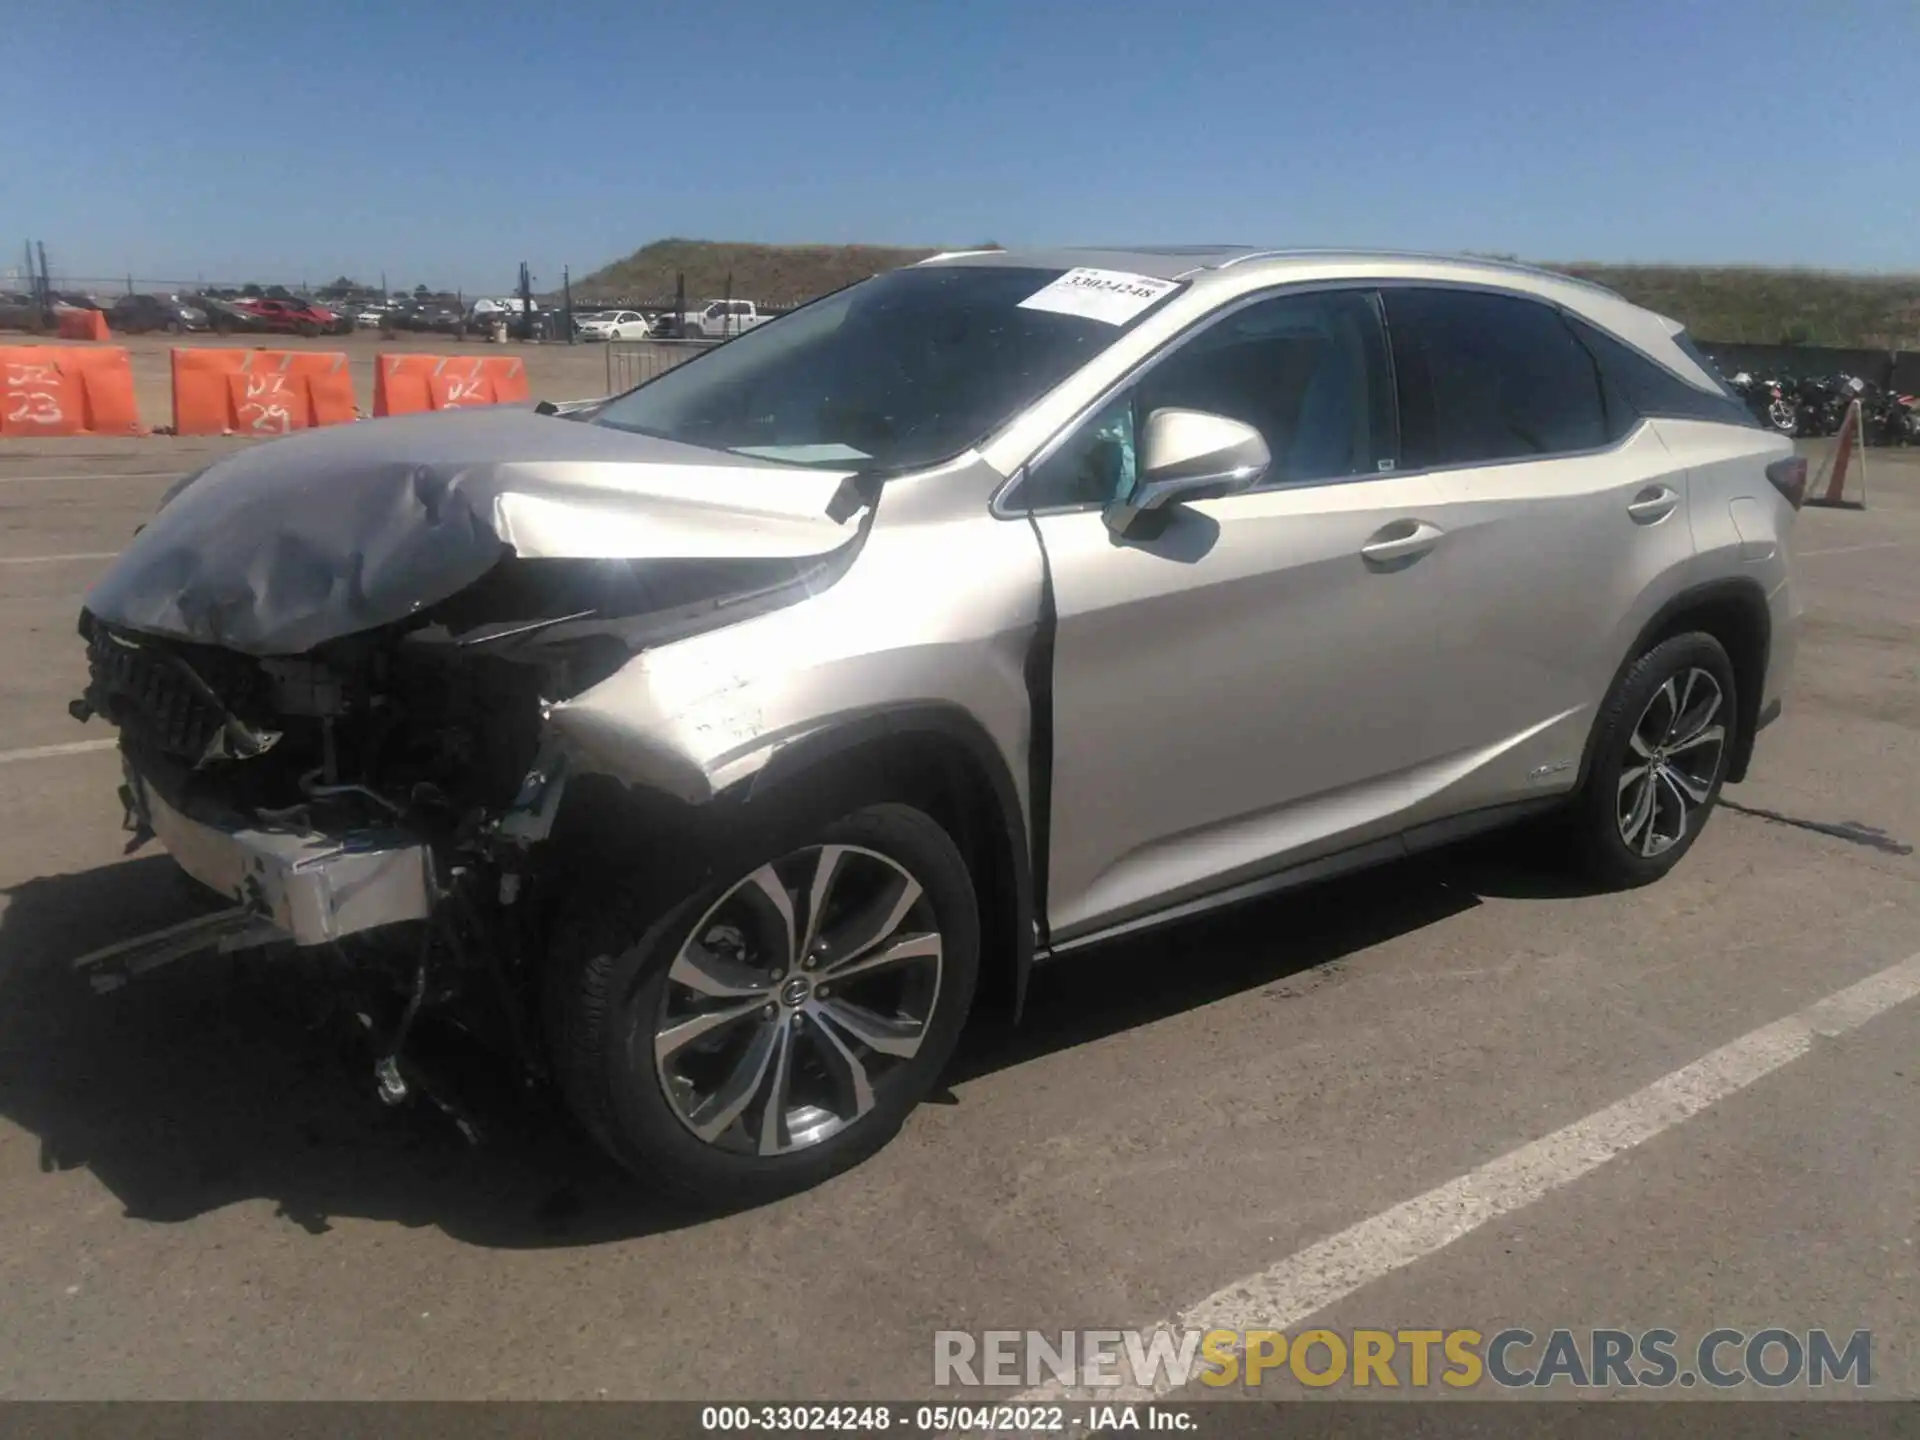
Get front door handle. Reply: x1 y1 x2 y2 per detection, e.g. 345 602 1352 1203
1360 520 1445 565
1627 485 1680 524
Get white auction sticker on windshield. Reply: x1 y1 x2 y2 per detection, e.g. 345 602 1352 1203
1018 268 1179 325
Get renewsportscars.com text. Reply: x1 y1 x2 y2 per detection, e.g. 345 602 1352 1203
934 1327 1873 1391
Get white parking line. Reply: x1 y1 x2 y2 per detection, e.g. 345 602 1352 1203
0 739 118 765
1020 947 1920 1406
0 474 182 485
1797 541 1907 557
0 552 118 566
0 470 183 486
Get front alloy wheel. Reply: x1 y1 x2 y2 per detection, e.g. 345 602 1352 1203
655 844 944 1156
547 800 979 1205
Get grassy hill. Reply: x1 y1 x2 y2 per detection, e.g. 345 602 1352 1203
572 240 943 307
1556 264 1920 348
574 241 1920 347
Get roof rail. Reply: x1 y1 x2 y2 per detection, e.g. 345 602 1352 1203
1209 247 1628 299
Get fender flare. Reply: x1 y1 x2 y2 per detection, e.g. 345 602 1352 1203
1575 575 1773 792
742 702 1038 1021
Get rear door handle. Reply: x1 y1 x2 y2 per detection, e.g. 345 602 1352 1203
1360 520 1445 565
1627 486 1680 524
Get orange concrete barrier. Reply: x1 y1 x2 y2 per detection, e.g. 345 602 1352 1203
0 346 144 437
56 309 111 342
170 348 356 436
374 354 529 417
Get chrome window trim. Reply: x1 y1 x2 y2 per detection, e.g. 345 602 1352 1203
990 279 1389 518
990 276 1692 520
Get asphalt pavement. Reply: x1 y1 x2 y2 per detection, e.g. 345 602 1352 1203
0 435 1914 1403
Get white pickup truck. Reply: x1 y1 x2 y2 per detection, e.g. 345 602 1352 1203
683 299 771 338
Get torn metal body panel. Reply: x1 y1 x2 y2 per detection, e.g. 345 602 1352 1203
547 454 1042 816
127 758 435 945
83 405 863 656
73 907 287 993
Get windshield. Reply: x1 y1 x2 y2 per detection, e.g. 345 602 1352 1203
592 265 1181 471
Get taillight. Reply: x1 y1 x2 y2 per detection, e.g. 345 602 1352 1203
1766 456 1807 510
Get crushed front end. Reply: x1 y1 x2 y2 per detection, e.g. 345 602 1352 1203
65 533 848 1129
62 408 874 1130
69 599 578 1108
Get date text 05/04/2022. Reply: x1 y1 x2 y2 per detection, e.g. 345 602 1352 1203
700 1403 1192 1432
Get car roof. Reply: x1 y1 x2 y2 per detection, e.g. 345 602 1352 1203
909 244 1714 381
915 244 1626 300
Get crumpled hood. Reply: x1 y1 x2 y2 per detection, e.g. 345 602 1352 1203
83 405 861 655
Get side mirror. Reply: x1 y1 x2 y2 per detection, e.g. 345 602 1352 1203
1102 408 1269 539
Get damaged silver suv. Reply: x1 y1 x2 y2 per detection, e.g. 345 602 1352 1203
72 248 1802 1203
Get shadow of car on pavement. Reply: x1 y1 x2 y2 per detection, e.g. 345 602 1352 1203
0 832 1572 1249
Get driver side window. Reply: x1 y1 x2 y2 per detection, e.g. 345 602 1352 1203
1016 288 1394 512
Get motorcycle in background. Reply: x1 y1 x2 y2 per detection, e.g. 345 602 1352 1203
1729 372 1801 434
1866 388 1919 446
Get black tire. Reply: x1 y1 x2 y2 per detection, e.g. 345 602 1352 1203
1569 632 1737 889
546 799 980 1207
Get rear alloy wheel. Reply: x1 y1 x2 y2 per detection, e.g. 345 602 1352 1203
548 802 979 1205
1615 666 1727 860
1570 632 1736 888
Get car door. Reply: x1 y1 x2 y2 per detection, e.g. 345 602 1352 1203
1373 287 1700 813
1014 287 1465 942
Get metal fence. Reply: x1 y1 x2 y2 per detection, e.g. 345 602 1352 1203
605 339 719 394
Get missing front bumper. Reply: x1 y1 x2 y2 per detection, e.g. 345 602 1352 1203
126 760 436 947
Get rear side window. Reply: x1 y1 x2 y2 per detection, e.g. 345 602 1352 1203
1383 289 1608 468
1672 330 1747 402
1566 317 1759 434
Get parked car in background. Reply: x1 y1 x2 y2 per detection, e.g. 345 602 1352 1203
355 306 388 327
237 297 339 337
384 303 464 336
683 299 770 338
0 292 52 332
107 294 209 335
576 309 652 341
187 295 271 335
68 247 1800 1205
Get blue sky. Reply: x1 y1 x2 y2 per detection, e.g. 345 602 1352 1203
8 0 1916 293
